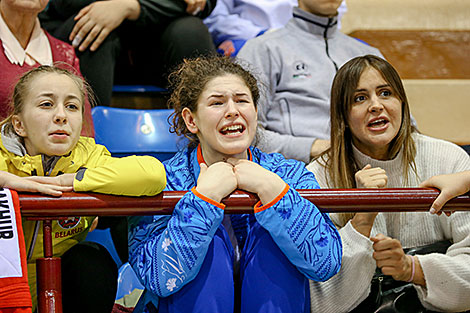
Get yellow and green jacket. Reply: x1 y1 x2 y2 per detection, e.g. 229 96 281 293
0 133 166 307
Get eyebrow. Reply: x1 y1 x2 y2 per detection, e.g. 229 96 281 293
355 84 390 92
207 92 250 99
38 92 81 100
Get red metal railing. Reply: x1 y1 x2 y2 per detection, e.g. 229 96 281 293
20 188 470 313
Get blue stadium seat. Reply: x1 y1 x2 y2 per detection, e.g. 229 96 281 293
112 85 167 94
115 262 144 302
85 228 123 268
91 106 185 161
86 107 184 284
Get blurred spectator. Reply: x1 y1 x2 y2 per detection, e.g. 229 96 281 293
40 0 217 106
0 0 94 136
237 0 382 163
205 0 348 57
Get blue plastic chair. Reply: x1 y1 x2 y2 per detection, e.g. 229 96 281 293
85 228 123 268
86 107 184 295
115 262 144 301
91 106 184 161
112 85 167 94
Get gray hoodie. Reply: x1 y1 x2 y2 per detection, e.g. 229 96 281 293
238 7 383 162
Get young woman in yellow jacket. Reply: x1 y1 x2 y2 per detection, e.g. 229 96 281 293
0 65 166 313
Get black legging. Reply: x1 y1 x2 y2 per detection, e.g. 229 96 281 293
61 241 118 313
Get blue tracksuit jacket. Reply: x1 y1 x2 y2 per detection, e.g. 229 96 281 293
128 145 342 309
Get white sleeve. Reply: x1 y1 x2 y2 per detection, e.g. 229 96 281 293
204 0 265 44
415 212 470 312
309 221 377 313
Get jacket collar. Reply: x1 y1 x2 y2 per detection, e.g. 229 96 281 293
1 125 27 156
191 144 254 181
0 125 70 175
290 6 338 38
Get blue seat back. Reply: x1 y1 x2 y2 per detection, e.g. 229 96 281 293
112 85 167 93
115 262 144 301
92 106 185 161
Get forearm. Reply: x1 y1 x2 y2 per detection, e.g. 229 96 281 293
0 170 14 187
73 155 166 196
128 191 225 297
255 188 342 281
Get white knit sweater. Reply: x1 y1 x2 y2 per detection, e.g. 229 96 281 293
306 133 470 312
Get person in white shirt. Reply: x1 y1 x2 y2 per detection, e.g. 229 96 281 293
307 54 470 312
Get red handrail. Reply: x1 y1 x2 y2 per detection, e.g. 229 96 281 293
22 188 470 313
20 188 470 218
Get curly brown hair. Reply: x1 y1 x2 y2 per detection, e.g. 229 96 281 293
167 55 259 147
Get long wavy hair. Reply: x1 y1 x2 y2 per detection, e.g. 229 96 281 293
317 55 417 224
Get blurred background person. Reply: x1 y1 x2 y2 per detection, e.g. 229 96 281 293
40 0 217 106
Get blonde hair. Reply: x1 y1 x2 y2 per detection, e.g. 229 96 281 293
0 64 95 136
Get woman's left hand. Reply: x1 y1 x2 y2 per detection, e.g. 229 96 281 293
371 233 415 282
226 158 286 205
184 0 206 15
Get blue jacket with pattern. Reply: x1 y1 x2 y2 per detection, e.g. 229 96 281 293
128 145 342 309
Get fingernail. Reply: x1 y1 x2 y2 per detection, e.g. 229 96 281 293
192 7 201 15
72 36 81 48
429 207 436 214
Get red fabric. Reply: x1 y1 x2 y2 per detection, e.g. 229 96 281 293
0 190 32 313
112 303 134 313
0 31 94 137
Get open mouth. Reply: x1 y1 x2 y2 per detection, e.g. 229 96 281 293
50 130 69 137
367 118 389 128
220 124 245 135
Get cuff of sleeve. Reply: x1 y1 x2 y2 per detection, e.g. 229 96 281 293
341 221 374 252
254 183 289 213
191 187 225 210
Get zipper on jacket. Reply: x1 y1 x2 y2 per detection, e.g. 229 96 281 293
27 155 63 260
27 221 40 260
323 17 338 72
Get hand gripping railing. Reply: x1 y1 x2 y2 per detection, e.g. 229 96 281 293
20 188 470 313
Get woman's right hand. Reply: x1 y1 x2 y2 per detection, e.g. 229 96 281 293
195 162 238 203
0 171 72 196
351 165 388 237
355 164 388 188
69 0 140 52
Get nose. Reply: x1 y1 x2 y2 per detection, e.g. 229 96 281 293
368 95 384 113
225 99 239 118
53 104 67 124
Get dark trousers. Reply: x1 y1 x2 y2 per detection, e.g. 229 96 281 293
40 1 215 106
61 241 118 313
